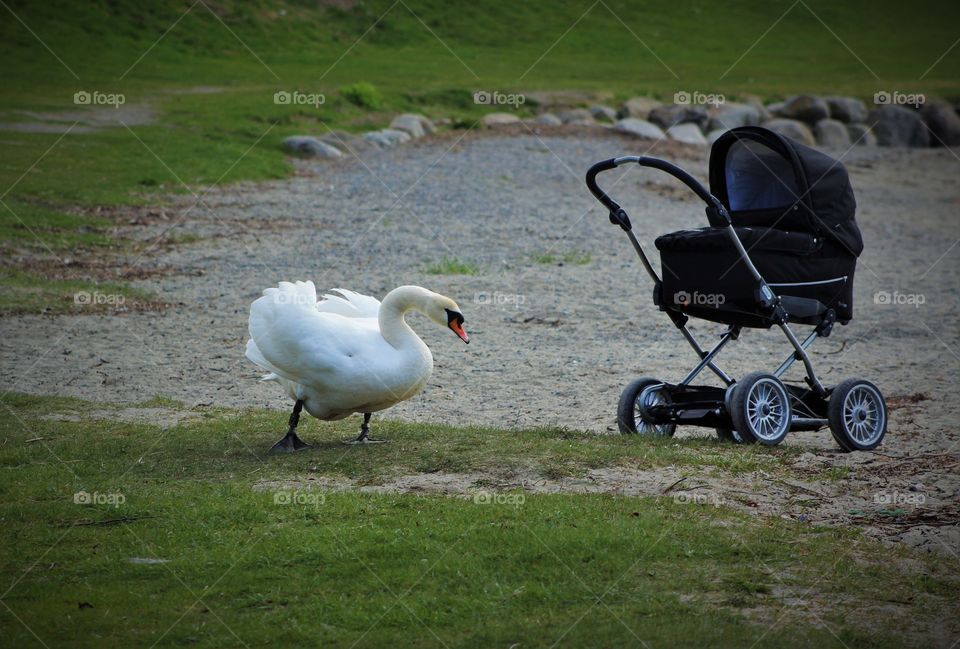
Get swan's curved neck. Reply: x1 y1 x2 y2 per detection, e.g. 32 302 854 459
378 286 435 349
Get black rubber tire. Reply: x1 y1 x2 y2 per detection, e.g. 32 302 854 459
827 378 887 452
728 372 792 446
617 377 677 436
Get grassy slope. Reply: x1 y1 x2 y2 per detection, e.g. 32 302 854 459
1 0 958 309
1 394 956 648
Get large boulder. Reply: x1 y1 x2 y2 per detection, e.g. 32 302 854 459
363 128 412 147
589 104 617 122
707 103 762 131
614 118 665 140
531 113 562 126
558 108 595 125
868 105 930 147
920 99 960 146
648 104 709 130
282 136 343 158
761 118 816 146
825 96 868 124
846 123 877 146
777 95 830 125
390 113 434 138
482 112 521 127
667 123 707 146
618 96 661 119
814 119 851 148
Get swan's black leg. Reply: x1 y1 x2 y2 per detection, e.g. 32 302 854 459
270 400 311 452
343 412 385 444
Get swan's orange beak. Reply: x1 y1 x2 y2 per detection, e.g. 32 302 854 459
450 319 470 344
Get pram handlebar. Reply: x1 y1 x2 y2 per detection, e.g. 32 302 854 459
585 155 774 310
585 156 731 230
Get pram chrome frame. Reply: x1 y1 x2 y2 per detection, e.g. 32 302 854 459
586 155 836 433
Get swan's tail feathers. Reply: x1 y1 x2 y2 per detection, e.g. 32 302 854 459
317 288 381 318
245 338 285 378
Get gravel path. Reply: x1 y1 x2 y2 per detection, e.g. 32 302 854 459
3 128 958 550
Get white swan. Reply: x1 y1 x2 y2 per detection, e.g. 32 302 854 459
245 282 469 451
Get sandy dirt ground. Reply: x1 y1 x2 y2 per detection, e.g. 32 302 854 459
3 127 958 554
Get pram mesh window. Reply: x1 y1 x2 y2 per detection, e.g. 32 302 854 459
725 140 800 212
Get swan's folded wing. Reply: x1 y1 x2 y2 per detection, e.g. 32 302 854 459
248 282 384 386
316 288 381 319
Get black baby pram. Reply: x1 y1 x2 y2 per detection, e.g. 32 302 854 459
586 126 886 450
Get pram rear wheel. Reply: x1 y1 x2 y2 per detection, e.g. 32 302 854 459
617 377 677 436
828 379 887 452
728 372 791 445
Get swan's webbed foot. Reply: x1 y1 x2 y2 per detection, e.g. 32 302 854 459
271 400 311 452
342 412 386 445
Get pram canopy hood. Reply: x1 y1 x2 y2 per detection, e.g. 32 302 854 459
709 126 863 256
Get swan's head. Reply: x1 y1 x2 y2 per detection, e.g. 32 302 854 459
427 293 469 344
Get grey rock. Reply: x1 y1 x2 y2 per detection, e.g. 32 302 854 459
868 105 930 147
558 108 595 124
531 113 563 126
281 136 343 158
814 119 852 148
761 119 816 146
390 113 434 138
778 95 830 125
648 104 709 130
766 101 785 116
319 130 367 152
613 118 666 140
846 123 877 146
667 123 707 146
741 95 772 121
363 129 412 148
589 104 617 122
706 128 728 147
825 96 868 124
920 99 960 146
707 103 762 131
618 96 662 119
482 112 521 127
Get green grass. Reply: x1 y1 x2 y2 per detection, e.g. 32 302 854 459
0 393 955 647
424 255 482 275
1 0 958 301
534 250 593 265
0 267 154 315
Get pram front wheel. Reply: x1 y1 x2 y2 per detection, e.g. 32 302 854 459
617 377 677 436
828 379 887 452
728 372 791 445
